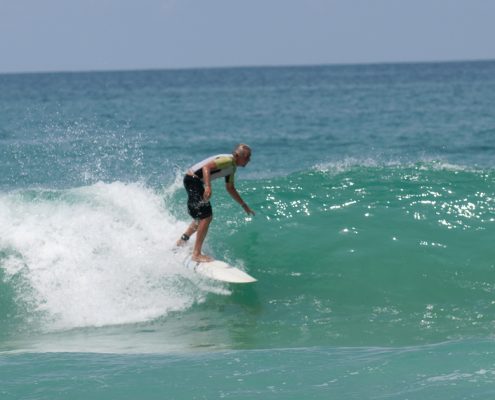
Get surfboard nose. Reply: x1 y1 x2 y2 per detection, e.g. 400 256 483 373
184 256 257 283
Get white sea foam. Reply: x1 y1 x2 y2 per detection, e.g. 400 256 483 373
0 181 226 331
313 157 482 175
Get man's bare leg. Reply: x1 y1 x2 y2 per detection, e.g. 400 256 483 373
192 216 213 262
176 220 199 246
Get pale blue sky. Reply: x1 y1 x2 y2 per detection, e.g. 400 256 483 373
1 0 494 73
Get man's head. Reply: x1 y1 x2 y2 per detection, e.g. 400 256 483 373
233 144 251 167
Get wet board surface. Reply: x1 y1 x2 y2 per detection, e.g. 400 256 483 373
184 256 257 283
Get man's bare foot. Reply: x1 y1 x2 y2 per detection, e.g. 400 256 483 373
176 239 187 247
192 254 214 263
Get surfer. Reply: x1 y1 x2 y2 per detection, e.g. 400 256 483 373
177 144 255 262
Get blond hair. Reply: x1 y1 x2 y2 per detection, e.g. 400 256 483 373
233 143 251 158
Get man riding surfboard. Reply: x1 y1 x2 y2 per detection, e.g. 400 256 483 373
177 144 255 262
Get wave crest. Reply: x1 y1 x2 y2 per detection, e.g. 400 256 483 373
0 182 222 332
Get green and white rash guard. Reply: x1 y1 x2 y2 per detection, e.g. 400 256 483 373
188 154 237 184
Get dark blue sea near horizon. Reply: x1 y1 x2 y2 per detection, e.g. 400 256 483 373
1 60 495 399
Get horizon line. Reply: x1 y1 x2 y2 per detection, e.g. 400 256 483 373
1 57 494 77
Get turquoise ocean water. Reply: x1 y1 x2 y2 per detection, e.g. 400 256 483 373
1 61 495 399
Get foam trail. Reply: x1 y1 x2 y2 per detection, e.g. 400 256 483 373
0 182 224 331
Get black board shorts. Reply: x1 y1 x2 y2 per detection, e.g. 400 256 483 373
184 174 213 220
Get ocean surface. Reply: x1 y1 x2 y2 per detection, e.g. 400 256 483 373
1 60 495 399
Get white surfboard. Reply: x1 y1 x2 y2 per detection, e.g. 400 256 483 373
184 256 257 283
